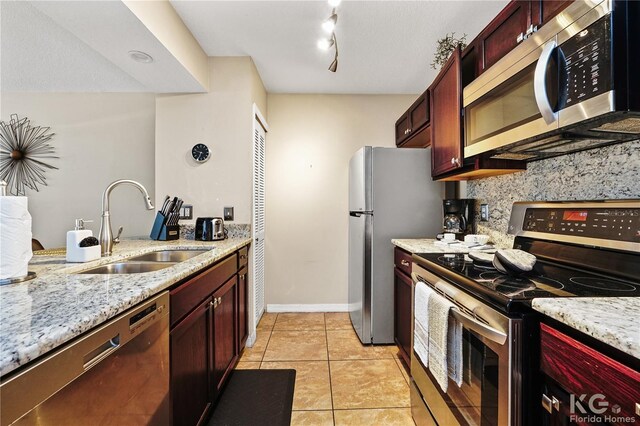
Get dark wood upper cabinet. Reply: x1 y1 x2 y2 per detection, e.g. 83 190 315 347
481 0 530 70
430 46 463 177
531 0 574 28
395 89 431 148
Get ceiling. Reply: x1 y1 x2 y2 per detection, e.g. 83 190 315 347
1 1 205 93
171 0 509 94
2 1 509 94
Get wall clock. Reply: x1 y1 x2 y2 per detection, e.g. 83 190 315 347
191 143 210 163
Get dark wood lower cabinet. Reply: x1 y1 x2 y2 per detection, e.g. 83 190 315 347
211 276 238 396
394 266 413 365
170 298 212 426
169 246 250 426
238 267 248 350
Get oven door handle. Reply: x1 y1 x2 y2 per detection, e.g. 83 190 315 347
412 273 508 346
450 309 507 346
534 38 558 125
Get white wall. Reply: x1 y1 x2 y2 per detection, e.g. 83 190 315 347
265 94 417 307
0 93 156 248
155 57 266 224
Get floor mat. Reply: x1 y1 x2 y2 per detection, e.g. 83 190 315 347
207 369 296 426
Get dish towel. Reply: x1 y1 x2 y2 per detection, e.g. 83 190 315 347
413 281 433 368
427 291 463 393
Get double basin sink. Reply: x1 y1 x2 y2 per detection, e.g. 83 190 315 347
78 250 208 274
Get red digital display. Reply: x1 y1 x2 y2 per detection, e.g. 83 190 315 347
563 210 588 221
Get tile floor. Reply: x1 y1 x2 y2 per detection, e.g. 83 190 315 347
236 312 414 426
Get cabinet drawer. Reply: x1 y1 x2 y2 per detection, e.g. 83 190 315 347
238 246 248 269
394 247 412 276
540 323 640 422
171 254 237 327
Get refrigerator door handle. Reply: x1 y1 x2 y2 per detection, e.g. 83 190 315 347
350 211 373 217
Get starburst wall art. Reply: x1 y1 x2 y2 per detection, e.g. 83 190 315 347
0 114 58 195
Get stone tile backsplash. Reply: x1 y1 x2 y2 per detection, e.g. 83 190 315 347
467 140 640 248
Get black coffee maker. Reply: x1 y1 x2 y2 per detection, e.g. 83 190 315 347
443 199 476 238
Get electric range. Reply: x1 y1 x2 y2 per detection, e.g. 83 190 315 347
409 200 640 426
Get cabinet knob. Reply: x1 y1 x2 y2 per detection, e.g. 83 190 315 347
635 402 640 416
552 396 560 411
453 157 461 166
517 32 524 43
240 274 246 279
211 300 216 308
400 260 410 267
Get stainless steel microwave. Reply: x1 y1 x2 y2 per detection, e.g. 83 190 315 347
463 0 639 161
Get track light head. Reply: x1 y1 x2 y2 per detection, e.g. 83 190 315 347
328 57 338 72
317 37 335 50
322 11 338 33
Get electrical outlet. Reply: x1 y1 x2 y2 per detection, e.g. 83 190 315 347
180 205 193 220
224 207 234 221
480 204 490 222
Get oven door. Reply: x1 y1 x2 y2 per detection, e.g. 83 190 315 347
411 266 516 426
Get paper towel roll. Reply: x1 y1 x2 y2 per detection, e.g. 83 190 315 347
0 196 33 279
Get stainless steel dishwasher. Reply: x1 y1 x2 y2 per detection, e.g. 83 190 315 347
0 291 170 426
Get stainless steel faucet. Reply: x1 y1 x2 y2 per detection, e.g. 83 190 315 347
99 179 154 256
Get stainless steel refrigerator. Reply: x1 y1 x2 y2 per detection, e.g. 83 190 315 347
348 146 443 344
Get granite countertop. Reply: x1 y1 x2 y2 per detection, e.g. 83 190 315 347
0 237 251 377
532 297 640 359
391 238 474 254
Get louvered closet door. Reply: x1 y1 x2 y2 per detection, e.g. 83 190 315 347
252 119 266 327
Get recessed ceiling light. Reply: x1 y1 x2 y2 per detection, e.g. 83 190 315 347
322 12 337 33
128 50 154 63
328 0 341 7
317 38 335 50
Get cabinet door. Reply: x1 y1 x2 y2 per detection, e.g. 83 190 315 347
531 0 573 28
394 267 413 365
170 298 212 426
395 113 411 146
430 46 463 177
481 0 530 70
211 276 238 397
409 90 429 131
238 267 248 351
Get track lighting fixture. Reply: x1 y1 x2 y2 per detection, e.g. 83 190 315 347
317 4 340 72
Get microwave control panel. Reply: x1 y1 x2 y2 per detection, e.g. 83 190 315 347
523 208 640 243
559 15 611 108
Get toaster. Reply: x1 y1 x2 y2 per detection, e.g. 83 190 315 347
195 217 226 241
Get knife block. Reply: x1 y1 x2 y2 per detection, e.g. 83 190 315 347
150 212 179 241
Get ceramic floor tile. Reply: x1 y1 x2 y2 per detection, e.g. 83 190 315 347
324 312 352 330
273 313 326 330
263 330 328 361
394 357 410 386
261 361 332 410
234 361 261 370
330 360 410 409
290 411 334 426
257 312 278 330
333 408 414 426
327 330 395 360
239 329 271 362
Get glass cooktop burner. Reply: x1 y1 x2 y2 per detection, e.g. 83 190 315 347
415 252 640 302
569 277 637 292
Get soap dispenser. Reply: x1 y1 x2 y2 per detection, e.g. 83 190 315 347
66 219 101 263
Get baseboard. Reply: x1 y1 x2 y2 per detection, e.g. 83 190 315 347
266 303 349 313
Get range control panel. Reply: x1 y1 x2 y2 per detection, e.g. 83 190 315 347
523 207 640 243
